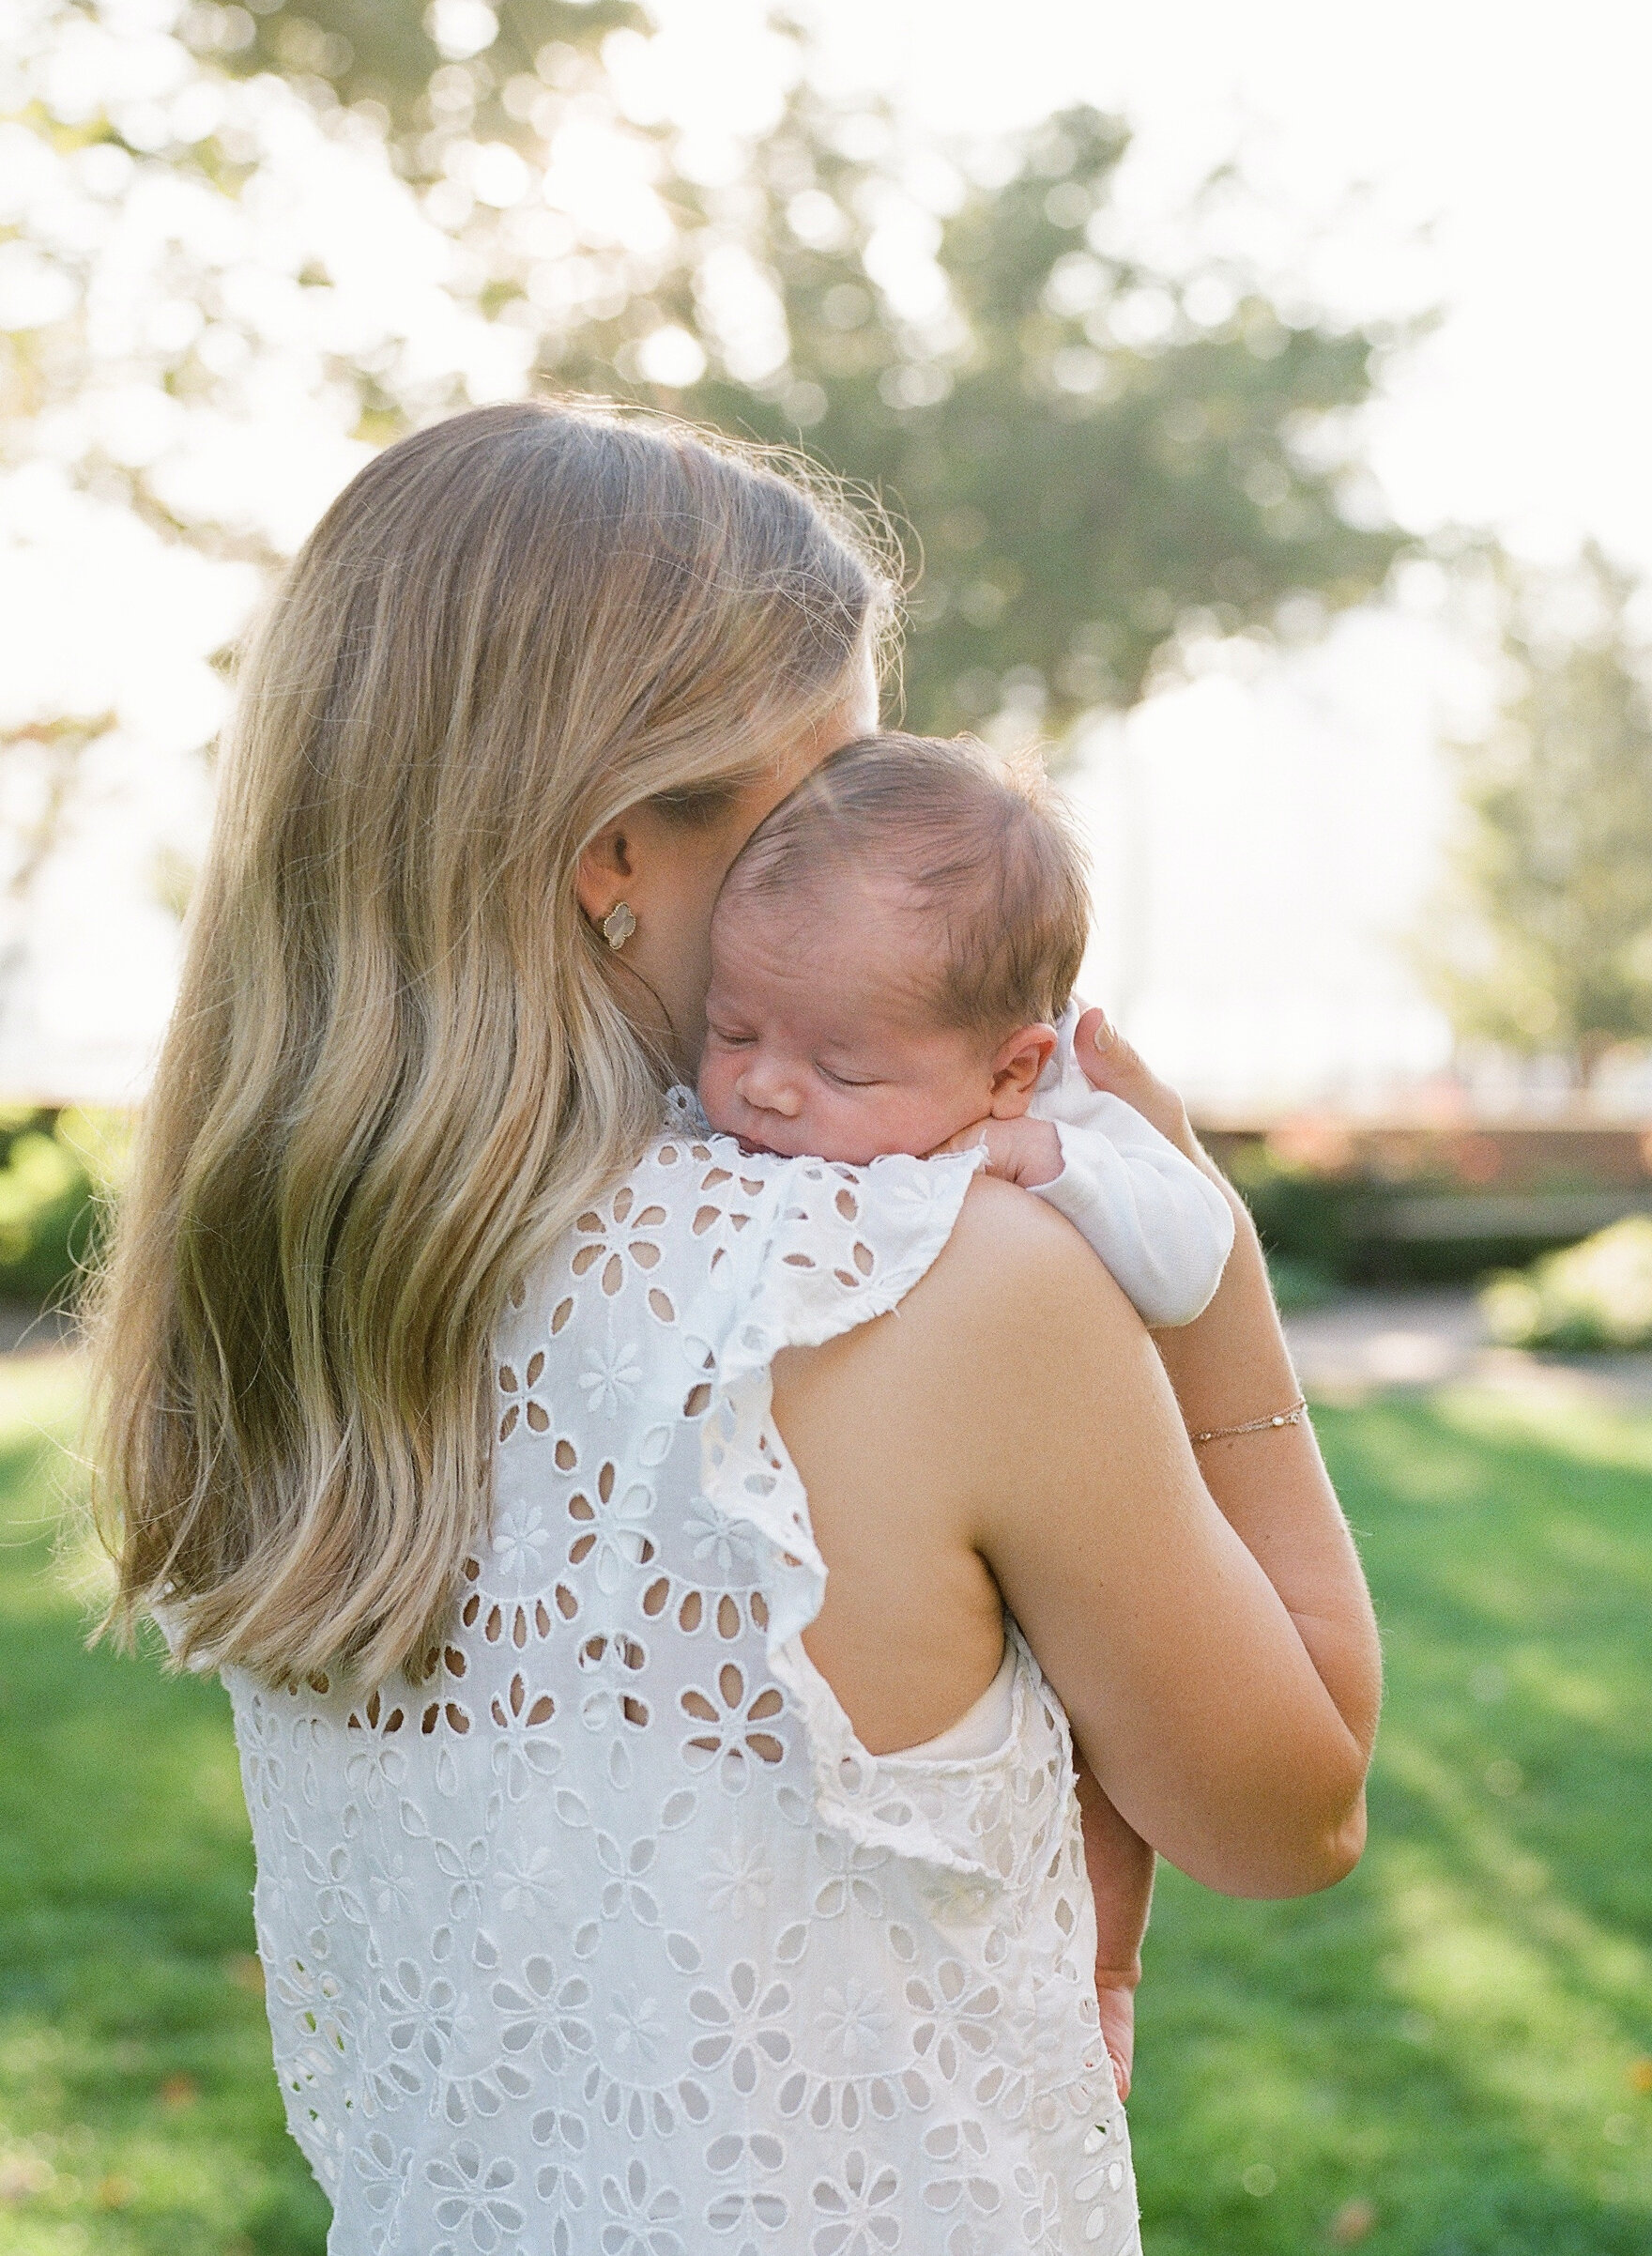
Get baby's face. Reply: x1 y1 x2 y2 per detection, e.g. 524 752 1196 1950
699 877 1004 1164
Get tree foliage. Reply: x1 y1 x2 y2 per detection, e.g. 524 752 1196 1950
1422 545 1652 1080
200 0 1405 736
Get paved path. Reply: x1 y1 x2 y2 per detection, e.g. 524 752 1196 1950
8 1292 1651 1415
0 1301 74 1358
1283 1287 1652 1411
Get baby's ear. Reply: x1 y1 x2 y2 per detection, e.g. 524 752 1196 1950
987 1023 1058 1118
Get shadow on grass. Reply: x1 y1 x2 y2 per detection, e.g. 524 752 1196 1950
0 1361 330 2254
1 1369 1648 2251
1131 1394 1652 2254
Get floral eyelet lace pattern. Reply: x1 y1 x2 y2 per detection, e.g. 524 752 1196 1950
226 1096 1140 2254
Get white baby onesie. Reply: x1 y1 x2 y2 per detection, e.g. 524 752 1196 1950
1024 1005 1235 1327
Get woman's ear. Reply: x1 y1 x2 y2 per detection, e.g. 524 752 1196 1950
987 1023 1058 1118
574 822 635 927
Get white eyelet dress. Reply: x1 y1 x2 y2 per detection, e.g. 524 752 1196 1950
224 1104 1140 2255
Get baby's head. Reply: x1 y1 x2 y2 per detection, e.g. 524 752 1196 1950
699 731 1089 1163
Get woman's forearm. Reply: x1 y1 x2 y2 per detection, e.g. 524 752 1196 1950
1154 1164 1301 1431
1070 1006 1383 1760
1155 1187 1382 1756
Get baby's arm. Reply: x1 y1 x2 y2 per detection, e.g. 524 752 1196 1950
1024 1026 1235 1324
1027 1094 1234 1327
1074 1750 1155 2099
950 1097 1234 1328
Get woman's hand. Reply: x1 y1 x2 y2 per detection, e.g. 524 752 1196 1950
930 1005 1196 1193
1094 1982 1136 2102
1073 1751 1153 2103
1070 1004 1198 1162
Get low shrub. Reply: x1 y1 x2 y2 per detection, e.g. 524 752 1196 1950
0 1107 129 1307
1209 1124 1652 1289
1264 1253 1342 1312
1480 1215 1652 1350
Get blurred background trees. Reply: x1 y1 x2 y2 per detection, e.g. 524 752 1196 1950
0 0 1425 1296
1421 544 1652 1086
8 0 1403 747
8 0 1652 1265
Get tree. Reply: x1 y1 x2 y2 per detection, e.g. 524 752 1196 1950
1 0 534 1078
1 0 1412 1096
1422 544 1652 1082
206 0 1406 737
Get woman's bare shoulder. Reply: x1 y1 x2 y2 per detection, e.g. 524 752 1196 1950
800 1172 1162 1472
912 1172 1147 1358
774 1173 1163 1490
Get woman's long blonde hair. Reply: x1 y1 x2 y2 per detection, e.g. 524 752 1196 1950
86 399 892 1688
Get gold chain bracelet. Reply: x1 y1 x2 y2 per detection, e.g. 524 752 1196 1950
1188 1397 1308 1446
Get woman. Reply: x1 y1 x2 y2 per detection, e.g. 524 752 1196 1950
91 400 1380 2254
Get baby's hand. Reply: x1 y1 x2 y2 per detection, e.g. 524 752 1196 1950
930 1115 1063 1189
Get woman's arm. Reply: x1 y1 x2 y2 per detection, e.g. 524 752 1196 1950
775 1175 1378 1899
940 1186 1372 1897
1069 1008 1384 1767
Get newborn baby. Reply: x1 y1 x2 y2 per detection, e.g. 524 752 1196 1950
699 729 1233 1328
696 729 1236 2099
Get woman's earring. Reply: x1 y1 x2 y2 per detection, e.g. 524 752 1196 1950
601 901 636 951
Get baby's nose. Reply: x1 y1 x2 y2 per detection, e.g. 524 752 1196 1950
737 1061 803 1117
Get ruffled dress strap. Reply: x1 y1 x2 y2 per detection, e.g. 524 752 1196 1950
689 1138 1077 1886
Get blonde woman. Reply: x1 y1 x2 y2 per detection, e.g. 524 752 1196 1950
91 401 1380 2254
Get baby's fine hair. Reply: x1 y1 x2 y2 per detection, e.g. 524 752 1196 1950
726 730 1091 1034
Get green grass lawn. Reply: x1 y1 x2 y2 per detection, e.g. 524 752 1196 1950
1 1358 1648 2253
